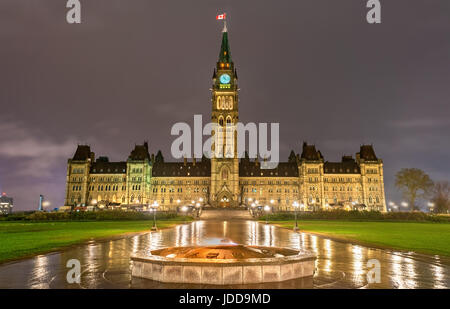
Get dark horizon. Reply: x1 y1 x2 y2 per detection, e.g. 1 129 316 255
1 0 449 210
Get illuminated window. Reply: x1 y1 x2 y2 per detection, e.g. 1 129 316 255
222 169 228 180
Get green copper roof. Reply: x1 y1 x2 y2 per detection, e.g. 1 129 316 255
218 31 232 63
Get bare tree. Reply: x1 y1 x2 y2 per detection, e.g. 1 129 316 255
395 168 434 211
432 181 450 214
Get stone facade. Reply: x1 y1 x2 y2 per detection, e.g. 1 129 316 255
130 246 316 285
64 26 386 212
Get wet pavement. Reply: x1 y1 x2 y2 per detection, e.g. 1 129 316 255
0 218 449 289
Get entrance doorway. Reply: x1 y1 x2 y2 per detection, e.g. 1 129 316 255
219 196 230 207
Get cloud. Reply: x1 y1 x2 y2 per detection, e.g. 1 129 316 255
389 118 450 129
0 119 79 177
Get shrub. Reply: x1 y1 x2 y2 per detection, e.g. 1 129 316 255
2 210 191 222
260 210 450 223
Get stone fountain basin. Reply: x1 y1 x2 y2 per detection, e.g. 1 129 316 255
131 245 316 285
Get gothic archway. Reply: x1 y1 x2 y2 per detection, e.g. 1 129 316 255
217 190 233 208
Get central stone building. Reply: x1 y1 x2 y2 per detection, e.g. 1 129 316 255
64 25 387 212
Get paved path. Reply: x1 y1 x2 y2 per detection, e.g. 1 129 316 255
200 208 252 220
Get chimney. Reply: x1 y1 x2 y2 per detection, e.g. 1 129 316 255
193 157 196 166
184 157 187 166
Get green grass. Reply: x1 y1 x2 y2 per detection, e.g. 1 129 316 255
0 220 190 263
269 220 450 256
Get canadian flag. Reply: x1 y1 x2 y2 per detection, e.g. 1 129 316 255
216 13 226 20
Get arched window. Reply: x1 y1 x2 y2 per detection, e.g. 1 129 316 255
219 117 224 126
226 116 232 125
222 169 228 180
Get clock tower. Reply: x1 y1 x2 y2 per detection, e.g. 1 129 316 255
210 22 240 207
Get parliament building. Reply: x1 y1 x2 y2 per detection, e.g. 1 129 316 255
64 25 386 212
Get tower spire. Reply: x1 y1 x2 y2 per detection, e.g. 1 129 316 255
218 23 232 64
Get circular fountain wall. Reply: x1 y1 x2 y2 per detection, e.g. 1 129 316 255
131 245 316 285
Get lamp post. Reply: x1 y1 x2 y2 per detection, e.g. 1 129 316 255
401 201 409 212
264 205 271 224
388 201 394 211
151 201 159 231
250 202 256 217
270 199 275 212
42 201 51 212
293 201 300 231
195 201 202 218
181 205 189 223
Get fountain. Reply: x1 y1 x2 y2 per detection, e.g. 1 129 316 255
131 243 316 285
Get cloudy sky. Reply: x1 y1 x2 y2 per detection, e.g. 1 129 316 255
1 0 449 210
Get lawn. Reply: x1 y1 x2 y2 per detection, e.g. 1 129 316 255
0 220 189 263
269 220 450 256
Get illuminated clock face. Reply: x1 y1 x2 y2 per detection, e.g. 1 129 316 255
220 74 231 84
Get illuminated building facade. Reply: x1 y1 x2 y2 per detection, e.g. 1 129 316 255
64 25 386 212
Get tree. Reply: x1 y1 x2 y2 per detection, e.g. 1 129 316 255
431 181 450 214
395 168 434 211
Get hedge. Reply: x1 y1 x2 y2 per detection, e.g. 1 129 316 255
0 210 190 222
260 210 450 223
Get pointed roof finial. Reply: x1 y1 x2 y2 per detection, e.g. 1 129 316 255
223 20 227 33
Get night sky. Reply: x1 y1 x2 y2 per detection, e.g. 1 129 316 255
1 0 449 211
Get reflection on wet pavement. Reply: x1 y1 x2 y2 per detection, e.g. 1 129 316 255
0 220 449 289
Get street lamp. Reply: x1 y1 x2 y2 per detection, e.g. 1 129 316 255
428 202 435 212
150 201 159 231
264 205 271 224
388 201 395 212
42 201 51 212
401 201 409 211
181 205 189 223
250 202 256 217
292 201 300 231
151 201 159 229
195 202 202 218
